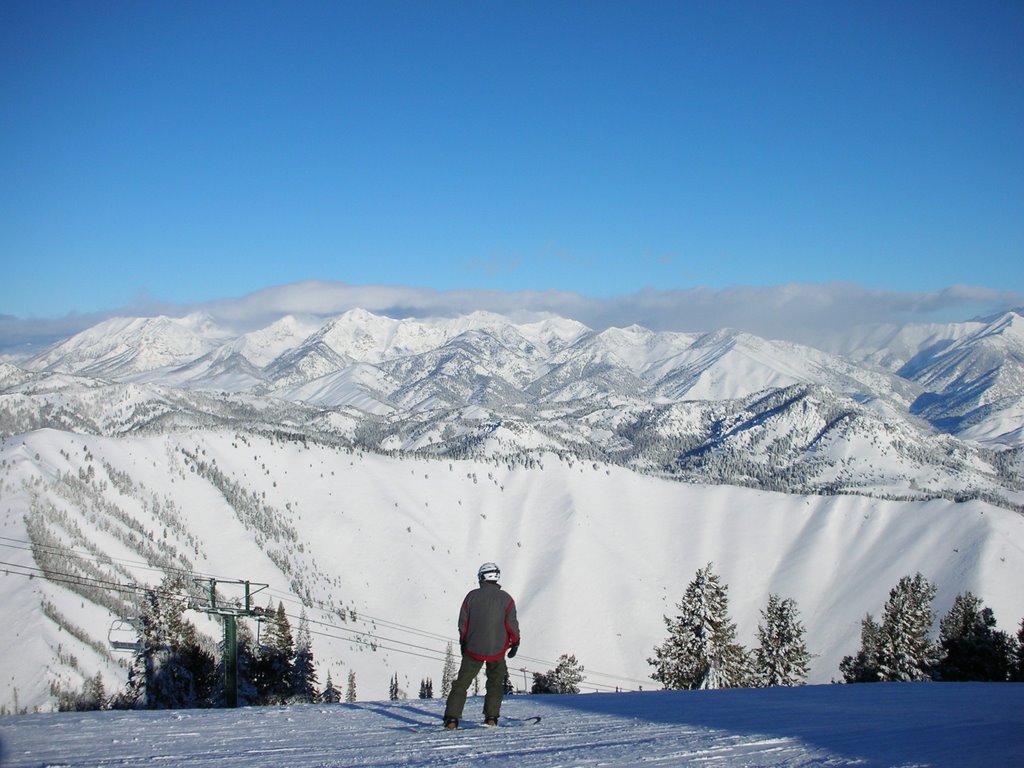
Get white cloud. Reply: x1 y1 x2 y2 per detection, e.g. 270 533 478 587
2 280 1021 356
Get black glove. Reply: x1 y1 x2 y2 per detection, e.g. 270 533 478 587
507 643 518 659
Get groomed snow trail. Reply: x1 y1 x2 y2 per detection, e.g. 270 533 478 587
2 684 1022 767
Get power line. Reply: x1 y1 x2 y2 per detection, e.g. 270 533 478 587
277 607 645 692
0 534 264 586
3 537 651 690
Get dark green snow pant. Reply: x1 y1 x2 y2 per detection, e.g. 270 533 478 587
443 654 507 722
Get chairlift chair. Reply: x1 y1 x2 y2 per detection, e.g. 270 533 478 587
108 617 143 652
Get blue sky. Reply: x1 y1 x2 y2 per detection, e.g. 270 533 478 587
2 1 1022 339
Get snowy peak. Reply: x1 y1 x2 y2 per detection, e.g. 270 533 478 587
316 309 408 363
232 315 324 368
0 361 37 390
900 311 1024 437
515 315 591 354
25 313 231 379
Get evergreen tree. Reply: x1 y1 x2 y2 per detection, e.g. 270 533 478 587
83 672 106 710
552 654 585 693
290 610 320 702
754 594 810 687
441 642 457 697
419 678 434 699
1013 619 1024 682
877 573 938 682
123 577 218 708
232 619 260 706
64 672 107 711
1015 618 1024 684
938 593 1012 681
532 654 585 694
179 627 218 707
346 670 357 703
840 614 883 683
531 671 555 694
321 672 341 704
255 602 295 704
122 590 161 707
648 563 751 690
389 672 400 701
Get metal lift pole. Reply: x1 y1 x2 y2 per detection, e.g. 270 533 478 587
193 577 268 708
223 613 238 708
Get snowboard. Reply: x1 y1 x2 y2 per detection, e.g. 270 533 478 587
483 716 541 729
408 716 542 732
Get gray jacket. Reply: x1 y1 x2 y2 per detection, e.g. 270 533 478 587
458 581 520 662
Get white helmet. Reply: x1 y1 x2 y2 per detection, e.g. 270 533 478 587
477 562 501 582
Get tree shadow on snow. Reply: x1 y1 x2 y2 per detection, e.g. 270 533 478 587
537 682 1024 768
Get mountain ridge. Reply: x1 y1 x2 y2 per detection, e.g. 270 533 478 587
14 307 1024 450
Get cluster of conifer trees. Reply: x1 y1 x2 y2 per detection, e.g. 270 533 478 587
840 574 1024 683
649 564 1024 691
649 563 810 690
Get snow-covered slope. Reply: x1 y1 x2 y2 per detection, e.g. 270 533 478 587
3 369 1018 505
2 428 1022 712
2 684 1022 767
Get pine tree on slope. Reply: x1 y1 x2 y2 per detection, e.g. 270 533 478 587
877 573 938 682
123 577 217 709
441 641 457 697
648 562 751 690
83 672 106 710
321 672 341 704
532 654 586 694
290 610 320 702
840 614 883 683
231 619 259 706
939 593 1013 681
1014 620 1024 682
346 670 357 703
552 653 585 693
755 594 810 687
255 602 295 704
389 673 400 701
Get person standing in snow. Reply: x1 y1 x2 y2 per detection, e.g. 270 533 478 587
443 562 520 729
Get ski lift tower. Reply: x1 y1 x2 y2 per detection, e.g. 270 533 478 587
192 578 268 708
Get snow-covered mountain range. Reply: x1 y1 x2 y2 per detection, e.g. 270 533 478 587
6 307 1024 503
1 307 1022 711
15 307 1024 443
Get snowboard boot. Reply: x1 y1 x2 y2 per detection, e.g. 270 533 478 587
443 717 459 730
484 717 498 727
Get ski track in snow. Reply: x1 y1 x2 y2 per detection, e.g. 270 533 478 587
2 684 1021 768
